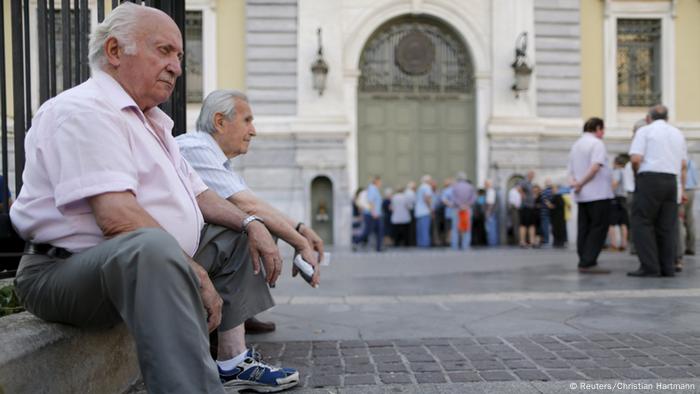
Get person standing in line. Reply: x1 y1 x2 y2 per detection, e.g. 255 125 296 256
628 105 687 277
449 172 476 249
568 117 614 274
441 178 455 246
539 180 554 246
390 187 412 247
405 181 417 246
623 119 646 255
507 183 522 245
484 179 498 246
518 171 537 247
382 187 393 246
682 158 698 256
351 188 365 250
414 175 434 247
549 183 567 248
365 176 384 252
609 155 629 251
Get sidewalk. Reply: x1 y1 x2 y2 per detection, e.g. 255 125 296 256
240 247 700 393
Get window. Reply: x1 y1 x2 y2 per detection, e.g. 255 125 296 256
185 10 203 103
617 19 662 108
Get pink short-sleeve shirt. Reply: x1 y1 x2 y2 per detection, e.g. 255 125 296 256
10 71 208 256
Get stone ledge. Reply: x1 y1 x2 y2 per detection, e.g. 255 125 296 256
0 312 139 394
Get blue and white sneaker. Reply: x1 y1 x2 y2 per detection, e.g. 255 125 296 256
218 352 299 392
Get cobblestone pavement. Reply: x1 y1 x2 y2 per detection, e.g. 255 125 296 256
250 332 700 390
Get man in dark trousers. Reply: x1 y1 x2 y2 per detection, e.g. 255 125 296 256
628 105 687 277
567 117 614 274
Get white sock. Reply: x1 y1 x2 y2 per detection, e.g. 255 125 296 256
217 349 249 371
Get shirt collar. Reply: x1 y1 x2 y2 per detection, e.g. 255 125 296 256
91 70 174 132
198 131 230 168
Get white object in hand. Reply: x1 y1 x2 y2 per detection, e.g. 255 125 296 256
293 254 316 286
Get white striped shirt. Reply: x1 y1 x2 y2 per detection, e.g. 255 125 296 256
176 131 249 199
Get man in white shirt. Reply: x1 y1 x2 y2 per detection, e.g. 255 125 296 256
507 184 522 245
415 175 434 247
567 117 614 274
628 105 688 277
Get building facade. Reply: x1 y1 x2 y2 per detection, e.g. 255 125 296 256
6 0 700 247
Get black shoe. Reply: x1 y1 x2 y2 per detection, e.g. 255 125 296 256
626 269 660 277
685 250 695 256
244 317 276 334
578 266 611 274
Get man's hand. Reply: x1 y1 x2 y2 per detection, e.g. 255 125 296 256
294 245 321 287
246 220 283 286
299 225 325 264
187 257 222 333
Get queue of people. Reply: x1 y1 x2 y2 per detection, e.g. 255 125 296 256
352 173 501 251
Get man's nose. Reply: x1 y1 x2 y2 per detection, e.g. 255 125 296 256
167 56 182 77
250 124 257 136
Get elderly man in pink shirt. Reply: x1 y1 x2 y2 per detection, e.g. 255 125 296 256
10 4 299 394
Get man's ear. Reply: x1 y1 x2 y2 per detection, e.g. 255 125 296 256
104 37 121 67
213 113 225 133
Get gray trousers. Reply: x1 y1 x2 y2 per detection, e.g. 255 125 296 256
684 189 696 254
14 225 274 394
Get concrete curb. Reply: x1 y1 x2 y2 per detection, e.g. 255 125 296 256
0 312 139 394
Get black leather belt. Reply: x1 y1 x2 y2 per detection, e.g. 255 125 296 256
24 242 73 259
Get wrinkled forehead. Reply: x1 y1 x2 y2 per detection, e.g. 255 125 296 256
135 10 182 48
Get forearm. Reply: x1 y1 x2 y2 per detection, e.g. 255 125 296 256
89 191 161 238
196 189 246 231
231 191 308 251
578 164 601 187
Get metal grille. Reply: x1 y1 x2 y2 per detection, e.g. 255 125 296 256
617 19 662 107
359 17 472 94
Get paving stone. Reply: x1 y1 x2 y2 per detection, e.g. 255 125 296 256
649 367 694 378
404 353 436 362
546 369 586 380
343 374 376 385
584 349 618 358
379 373 413 384
541 342 571 351
616 349 646 357
398 346 428 355
484 345 513 353
340 340 367 348
476 337 504 345
556 350 588 360
682 366 700 377
596 341 627 349
340 348 368 357
614 368 658 379
372 354 402 363
580 368 620 379
464 352 496 361
312 341 338 349
459 345 489 354
440 360 472 371
447 371 482 382
344 356 371 365
495 352 526 360
421 338 451 346
592 357 632 368
568 359 599 369
503 359 537 370
513 369 550 381
656 355 695 366
364 340 393 347
283 350 311 358
504 336 533 344
670 346 700 356
471 359 507 371
643 347 678 356
376 362 408 373
531 335 559 344
394 339 423 347
344 363 375 374
525 351 558 360
586 334 614 342
450 338 478 346
368 346 396 355
479 371 517 381
628 356 665 367
310 366 344 376
556 335 587 343
409 362 442 372
311 356 342 366
535 359 571 369
570 341 603 350
307 375 341 387
312 348 339 357
414 372 447 383
433 352 465 361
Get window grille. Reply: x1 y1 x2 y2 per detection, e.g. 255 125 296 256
185 10 202 103
617 19 661 107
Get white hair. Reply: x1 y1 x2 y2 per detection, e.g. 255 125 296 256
88 2 143 72
196 90 249 134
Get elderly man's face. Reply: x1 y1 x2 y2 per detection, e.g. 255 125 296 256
218 99 256 158
117 13 183 111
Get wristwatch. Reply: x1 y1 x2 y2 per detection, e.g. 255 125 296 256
242 215 265 234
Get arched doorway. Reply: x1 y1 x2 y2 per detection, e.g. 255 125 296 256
357 16 475 191
310 176 334 245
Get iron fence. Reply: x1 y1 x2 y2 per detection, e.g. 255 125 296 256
0 0 187 275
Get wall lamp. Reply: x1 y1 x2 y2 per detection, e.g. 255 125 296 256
311 28 329 96
511 32 533 97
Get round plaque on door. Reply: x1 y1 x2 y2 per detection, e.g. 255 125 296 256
395 30 435 76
